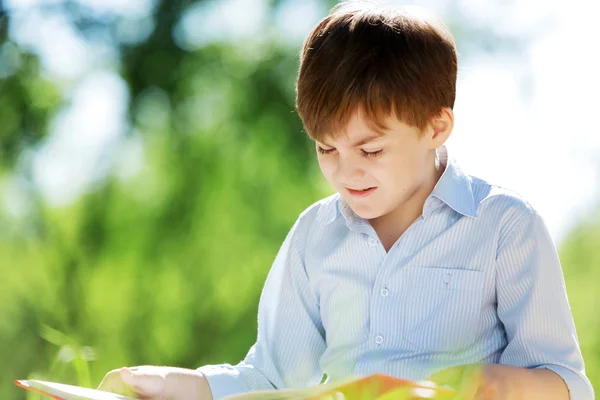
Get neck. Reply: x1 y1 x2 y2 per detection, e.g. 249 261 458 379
369 150 445 247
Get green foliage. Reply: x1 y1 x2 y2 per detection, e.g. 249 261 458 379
558 210 600 388
0 4 325 396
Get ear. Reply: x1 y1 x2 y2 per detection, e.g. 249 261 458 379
426 107 454 148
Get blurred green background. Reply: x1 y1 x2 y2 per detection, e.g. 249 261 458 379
0 0 598 398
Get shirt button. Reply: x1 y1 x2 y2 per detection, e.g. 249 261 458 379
443 271 452 284
375 335 384 345
368 238 378 247
381 288 389 297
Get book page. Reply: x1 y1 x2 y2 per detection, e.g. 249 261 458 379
222 375 454 400
222 377 359 400
16 380 137 400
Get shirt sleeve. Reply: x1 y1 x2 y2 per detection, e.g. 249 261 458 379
495 209 594 400
197 216 327 399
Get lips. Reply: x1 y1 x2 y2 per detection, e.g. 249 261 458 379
346 187 377 197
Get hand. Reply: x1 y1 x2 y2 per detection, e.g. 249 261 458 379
98 365 213 400
429 364 509 400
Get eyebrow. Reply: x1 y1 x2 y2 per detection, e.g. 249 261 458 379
352 134 383 147
320 134 383 148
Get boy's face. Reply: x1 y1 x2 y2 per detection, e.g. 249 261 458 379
316 111 437 221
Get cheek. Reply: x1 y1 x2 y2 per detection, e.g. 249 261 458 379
318 158 336 180
368 160 392 181
375 159 409 187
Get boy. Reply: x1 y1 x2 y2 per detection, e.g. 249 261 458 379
99 1 594 399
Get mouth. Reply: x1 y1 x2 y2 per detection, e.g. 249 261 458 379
346 187 377 197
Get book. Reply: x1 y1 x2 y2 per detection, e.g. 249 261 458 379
222 374 455 400
16 373 455 400
14 379 136 400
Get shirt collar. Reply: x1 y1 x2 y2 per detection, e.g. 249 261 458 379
315 193 341 225
316 145 478 225
427 146 478 219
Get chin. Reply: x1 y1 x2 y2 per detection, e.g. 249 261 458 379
346 202 385 220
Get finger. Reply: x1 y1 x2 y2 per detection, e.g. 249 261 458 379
97 369 130 395
121 367 166 397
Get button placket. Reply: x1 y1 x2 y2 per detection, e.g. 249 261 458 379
368 237 402 347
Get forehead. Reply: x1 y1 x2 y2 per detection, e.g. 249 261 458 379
320 111 389 144
319 113 424 148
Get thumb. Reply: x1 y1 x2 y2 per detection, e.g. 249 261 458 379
120 367 166 396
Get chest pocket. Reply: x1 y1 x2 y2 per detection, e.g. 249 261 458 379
398 267 485 353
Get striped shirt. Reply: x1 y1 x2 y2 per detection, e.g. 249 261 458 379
198 146 594 400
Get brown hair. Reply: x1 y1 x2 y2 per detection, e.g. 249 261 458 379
295 1 457 141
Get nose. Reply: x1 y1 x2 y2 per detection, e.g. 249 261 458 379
336 154 365 187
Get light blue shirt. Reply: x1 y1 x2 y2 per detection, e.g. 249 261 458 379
198 146 593 400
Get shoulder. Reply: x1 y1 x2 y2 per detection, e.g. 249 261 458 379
455 170 561 265
467 174 544 244
288 193 340 239
299 192 340 221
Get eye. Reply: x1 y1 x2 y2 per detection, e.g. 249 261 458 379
317 146 337 155
361 149 383 158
